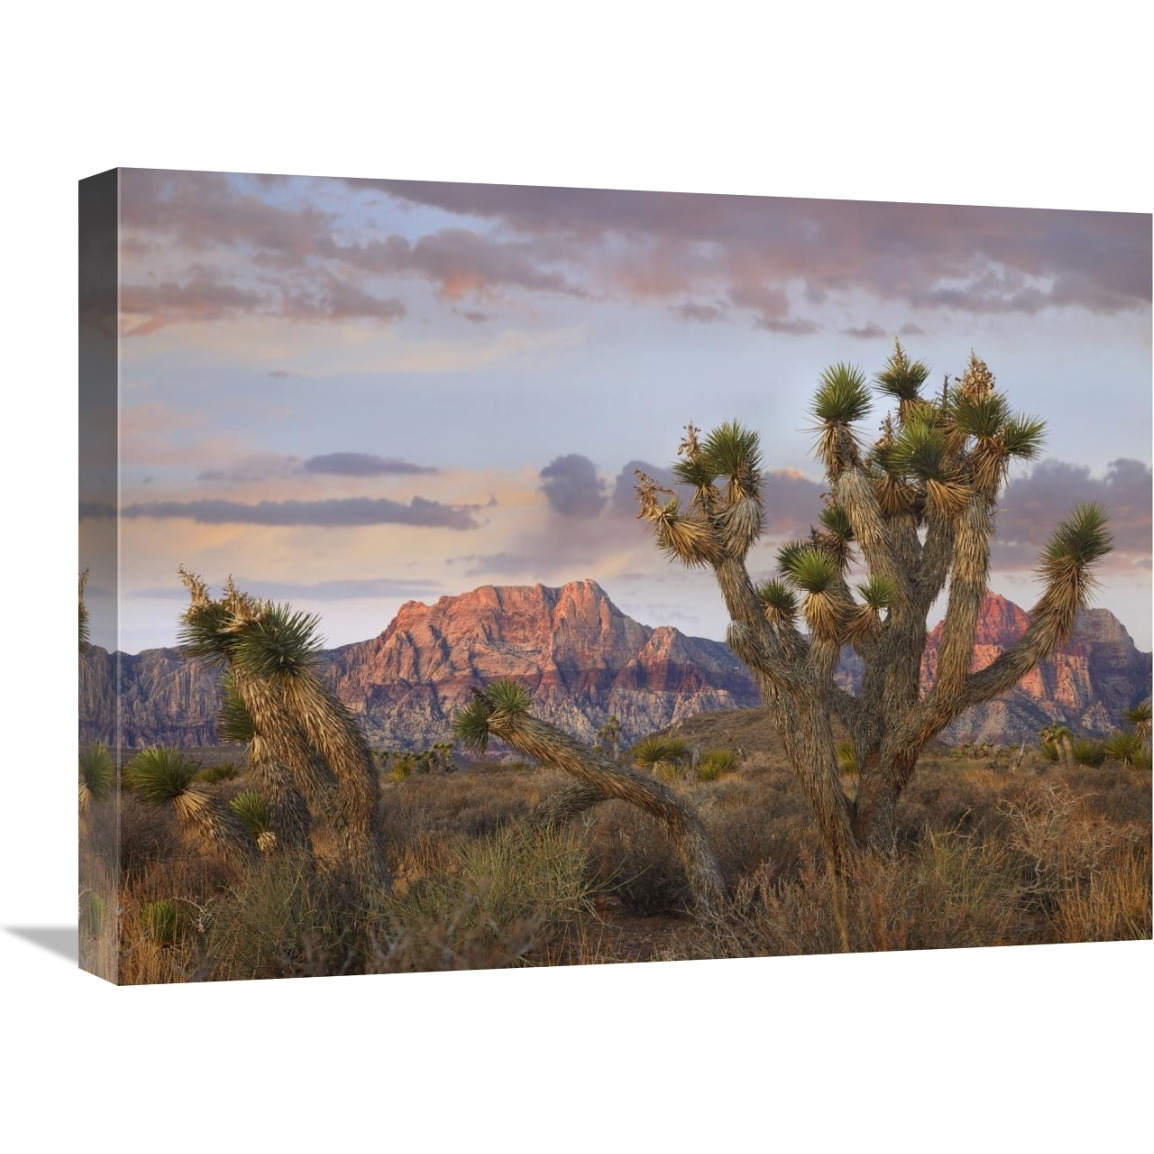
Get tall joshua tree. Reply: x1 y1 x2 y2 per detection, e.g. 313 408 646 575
635 343 1112 866
177 569 389 887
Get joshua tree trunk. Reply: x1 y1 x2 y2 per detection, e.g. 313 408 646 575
635 345 1112 868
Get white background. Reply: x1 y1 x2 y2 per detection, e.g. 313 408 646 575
1 3 1149 1149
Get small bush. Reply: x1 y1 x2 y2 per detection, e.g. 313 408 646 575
142 899 184 945
697 748 739 781
199 762 240 784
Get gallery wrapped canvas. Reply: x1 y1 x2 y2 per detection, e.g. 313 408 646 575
79 170 1152 983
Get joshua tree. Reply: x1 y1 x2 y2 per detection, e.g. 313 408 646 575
596 714 622 759
177 569 389 887
635 343 1112 866
454 682 725 913
1041 724 1076 769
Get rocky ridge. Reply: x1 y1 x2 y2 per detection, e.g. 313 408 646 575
79 580 1151 750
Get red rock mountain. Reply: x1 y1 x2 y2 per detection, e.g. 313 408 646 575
80 581 1151 750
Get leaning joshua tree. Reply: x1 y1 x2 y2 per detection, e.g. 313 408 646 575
454 681 726 913
635 343 1112 867
177 569 389 887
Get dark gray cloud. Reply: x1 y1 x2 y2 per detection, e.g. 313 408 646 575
673 301 728 323
79 501 117 519
197 454 300 483
302 452 438 477
121 496 479 529
539 454 608 518
898 322 926 336
992 458 1152 571
280 273 406 324
842 322 887 339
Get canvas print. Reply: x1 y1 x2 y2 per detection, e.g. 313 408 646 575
78 170 1152 983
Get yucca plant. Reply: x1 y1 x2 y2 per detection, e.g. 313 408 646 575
124 746 254 863
177 570 388 886
1103 729 1144 767
697 748 739 781
636 339 1112 867
1071 738 1106 768
1122 702 1152 751
79 742 115 815
453 681 725 914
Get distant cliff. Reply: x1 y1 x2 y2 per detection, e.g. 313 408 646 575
80 581 1151 749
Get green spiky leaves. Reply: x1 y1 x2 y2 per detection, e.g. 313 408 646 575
855 575 896 612
452 680 534 753
757 579 798 622
812 364 871 477
951 392 1010 441
79 742 115 812
874 341 930 417
228 791 271 837
1040 503 1113 575
700 421 762 494
813 364 872 425
124 747 201 807
1000 414 1046 460
230 605 323 682
781 546 839 594
217 672 258 745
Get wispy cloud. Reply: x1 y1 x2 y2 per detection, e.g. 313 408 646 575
121 495 480 529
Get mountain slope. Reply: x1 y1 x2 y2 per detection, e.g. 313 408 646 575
79 581 1151 750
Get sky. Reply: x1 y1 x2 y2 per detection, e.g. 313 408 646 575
82 170 1152 653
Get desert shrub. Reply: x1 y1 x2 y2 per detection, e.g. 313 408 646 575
1039 738 1060 762
380 824 595 968
697 748 739 781
390 752 417 782
202 853 369 981
198 762 240 784
584 800 689 915
652 758 686 781
141 899 184 945
699 830 1018 958
1071 738 1105 768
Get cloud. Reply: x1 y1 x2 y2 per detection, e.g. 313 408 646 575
120 268 263 336
302 452 439 477
727 284 818 334
539 454 608 518
120 495 480 529
992 458 1152 571
842 322 887 339
898 322 926 336
321 228 588 302
79 501 116 519
361 180 1151 318
673 301 728 323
